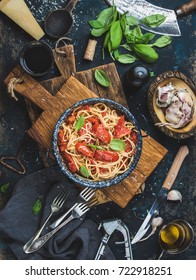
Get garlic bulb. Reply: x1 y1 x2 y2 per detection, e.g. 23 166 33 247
151 216 163 229
156 83 194 129
156 83 175 107
139 216 163 242
167 190 182 202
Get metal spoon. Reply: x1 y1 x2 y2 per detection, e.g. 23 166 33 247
44 0 78 39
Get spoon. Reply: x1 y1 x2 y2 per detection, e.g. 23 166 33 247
44 0 78 38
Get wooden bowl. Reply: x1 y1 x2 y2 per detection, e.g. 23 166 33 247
148 71 196 139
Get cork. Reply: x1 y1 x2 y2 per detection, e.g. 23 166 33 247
84 38 97 61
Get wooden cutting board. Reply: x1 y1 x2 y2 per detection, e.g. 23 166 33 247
4 45 167 208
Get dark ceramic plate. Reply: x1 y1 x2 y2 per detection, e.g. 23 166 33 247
53 98 142 188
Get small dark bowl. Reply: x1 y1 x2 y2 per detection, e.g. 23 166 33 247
53 98 142 188
19 41 54 77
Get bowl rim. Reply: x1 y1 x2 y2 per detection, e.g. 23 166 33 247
53 98 142 188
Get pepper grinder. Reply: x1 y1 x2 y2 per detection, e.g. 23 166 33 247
126 64 150 89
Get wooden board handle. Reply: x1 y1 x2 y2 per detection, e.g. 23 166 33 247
162 145 189 190
175 0 196 16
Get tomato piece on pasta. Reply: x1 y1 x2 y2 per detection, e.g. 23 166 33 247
61 152 78 173
130 130 137 144
114 116 130 139
94 150 119 162
92 124 111 144
75 142 94 158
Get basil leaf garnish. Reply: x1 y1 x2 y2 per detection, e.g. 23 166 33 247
80 166 90 178
110 139 126 151
32 198 42 215
94 69 111 87
141 14 166 28
0 183 10 193
88 144 104 150
74 116 85 132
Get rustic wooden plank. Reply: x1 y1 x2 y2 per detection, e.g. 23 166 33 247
53 45 76 78
75 63 128 108
28 77 98 149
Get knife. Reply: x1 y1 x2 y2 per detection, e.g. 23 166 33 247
106 0 196 36
131 145 189 245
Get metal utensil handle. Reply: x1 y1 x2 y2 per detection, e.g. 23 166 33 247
175 0 196 16
94 234 110 260
24 214 74 254
23 211 53 251
124 232 133 260
50 203 78 229
162 145 189 190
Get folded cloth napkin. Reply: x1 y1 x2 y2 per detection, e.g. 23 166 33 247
0 167 115 260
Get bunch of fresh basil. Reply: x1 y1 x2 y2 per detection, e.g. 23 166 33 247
89 5 172 64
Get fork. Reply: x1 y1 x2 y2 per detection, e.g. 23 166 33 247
23 187 70 252
49 187 97 229
24 198 98 254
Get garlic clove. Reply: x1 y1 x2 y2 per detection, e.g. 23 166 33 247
151 216 163 229
167 190 182 202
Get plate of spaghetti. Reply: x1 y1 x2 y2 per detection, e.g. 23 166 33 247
53 98 142 188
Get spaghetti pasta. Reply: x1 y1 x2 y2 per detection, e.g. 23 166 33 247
57 102 138 181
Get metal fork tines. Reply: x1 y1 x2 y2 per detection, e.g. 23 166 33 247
23 187 70 252
24 198 98 254
50 187 97 229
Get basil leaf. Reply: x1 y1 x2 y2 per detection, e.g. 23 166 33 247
88 144 104 150
103 30 110 49
94 69 111 87
141 32 156 44
152 35 172 48
91 26 109 37
141 14 166 28
0 183 10 194
117 54 136 64
121 43 133 51
102 31 110 59
110 139 126 151
80 166 90 178
89 20 103 29
113 49 120 60
126 15 139 26
32 198 42 215
97 7 114 26
133 44 158 63
110 20 123 50
126 26 143 44
120 12 127 33
74 115 85 132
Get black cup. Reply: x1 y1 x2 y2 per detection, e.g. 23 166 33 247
20 41 54 76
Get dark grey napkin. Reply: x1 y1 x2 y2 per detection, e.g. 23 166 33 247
0 167 115 260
